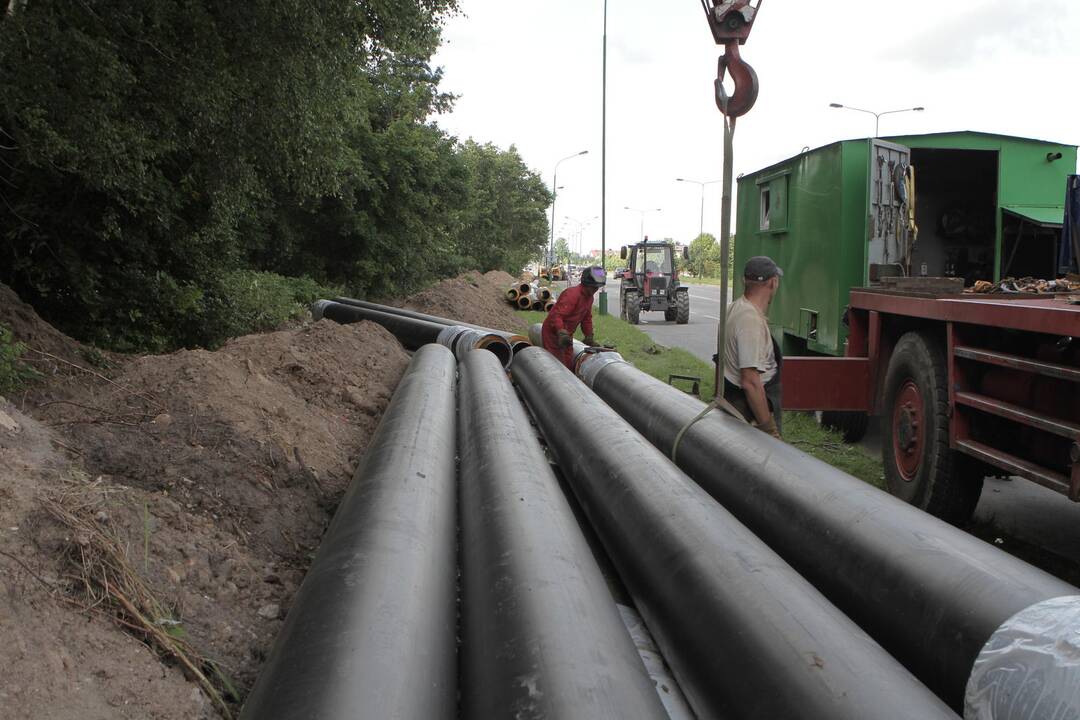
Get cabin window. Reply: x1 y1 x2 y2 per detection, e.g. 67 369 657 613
757 173 789 233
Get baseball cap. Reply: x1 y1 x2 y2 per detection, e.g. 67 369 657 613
744 256 783 281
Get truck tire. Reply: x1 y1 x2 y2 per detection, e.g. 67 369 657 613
881 331 983 525
664 305 678 321
820 410 870 443
675 290 690 324
625 292 640 325
619 293 627 321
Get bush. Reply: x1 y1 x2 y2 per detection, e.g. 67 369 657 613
197 271 340 348
0 324 38 395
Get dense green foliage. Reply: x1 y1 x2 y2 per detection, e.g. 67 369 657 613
687 233 723 278
0 1 550 350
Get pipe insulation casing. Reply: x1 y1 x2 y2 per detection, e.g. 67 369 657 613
239 344 458 720
316 300 511 366
458 350 669 720
964 595 1080 720
509 348 957 720
581 358 1079 710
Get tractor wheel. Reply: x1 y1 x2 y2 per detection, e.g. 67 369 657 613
664 306 678 322
820 410 870 443
881 331 983 525
625 292 641 325
619 294 627 321
675 290 690 324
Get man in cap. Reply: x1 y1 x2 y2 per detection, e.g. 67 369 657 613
542 266 606 371
722 256 784 437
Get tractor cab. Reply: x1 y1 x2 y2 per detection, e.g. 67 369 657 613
619 239 691 325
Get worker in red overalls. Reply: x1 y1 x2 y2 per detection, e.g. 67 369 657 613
542 266 606 370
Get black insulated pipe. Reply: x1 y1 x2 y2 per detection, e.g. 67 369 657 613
509 348 957 720
314 300 512 367
458 350 669 720
239 345 458 720
332 296 531 356
583 359 1079 709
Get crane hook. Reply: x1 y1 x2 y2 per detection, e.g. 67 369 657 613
714 42 759 118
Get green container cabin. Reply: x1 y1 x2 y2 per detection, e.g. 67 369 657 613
734 131 1077 357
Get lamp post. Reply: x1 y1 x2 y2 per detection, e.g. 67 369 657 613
624 206 662 242
549 150 589 270
676 177 722 239
600 0 609 314
564 215 599 285
828 103 925 137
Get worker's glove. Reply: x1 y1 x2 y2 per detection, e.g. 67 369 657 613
557 330 573 348
583 335 598 347
754 415 781 439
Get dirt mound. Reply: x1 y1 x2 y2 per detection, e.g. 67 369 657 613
0 404 215 719
0 283 104 377
2 313 410 718
401 270 526 333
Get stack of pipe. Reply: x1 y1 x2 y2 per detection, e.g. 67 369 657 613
571 345 1080 715
313 300 512 367
509 348 957 719
505 282 555 312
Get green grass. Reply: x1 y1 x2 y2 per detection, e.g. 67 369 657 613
519 309 885 488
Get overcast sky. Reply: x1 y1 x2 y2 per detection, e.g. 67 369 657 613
431 0 1080 256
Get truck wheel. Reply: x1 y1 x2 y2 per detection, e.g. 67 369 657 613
881 331 983 525
664 306 678 321
675 290 690 324
619 294 627 321
820 411 870 443
625 292 640 325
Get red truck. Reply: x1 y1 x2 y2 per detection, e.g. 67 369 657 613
784 288 1080 524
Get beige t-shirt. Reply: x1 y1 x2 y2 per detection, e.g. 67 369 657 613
724 296 777 387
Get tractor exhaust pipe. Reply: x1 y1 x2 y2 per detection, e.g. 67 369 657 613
458 350 669 719
509 348 957 720
239 345 458 720
578 357 1080 711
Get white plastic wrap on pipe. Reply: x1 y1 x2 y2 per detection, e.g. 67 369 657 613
965 595 1080 720
578 351 628 388
617 604 696 720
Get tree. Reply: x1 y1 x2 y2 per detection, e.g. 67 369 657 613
553 237 571 264
449 141 552 275
0 0 461 349
688 233 723 278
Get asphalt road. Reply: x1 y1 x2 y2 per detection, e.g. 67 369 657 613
597 280 730 363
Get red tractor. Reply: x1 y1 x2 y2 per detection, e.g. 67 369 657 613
618 239 690 325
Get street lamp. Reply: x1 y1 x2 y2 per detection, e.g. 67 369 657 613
829 103 925 137
549 150 589 269
676 177 722 239
624 206 662 242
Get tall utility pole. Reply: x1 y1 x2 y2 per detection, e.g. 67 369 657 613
549 150 589 270
676 177 722 238
599 0 609 314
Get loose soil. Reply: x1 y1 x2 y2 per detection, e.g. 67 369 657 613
0 269 517 718
1 284 412 719
398 269 527 334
